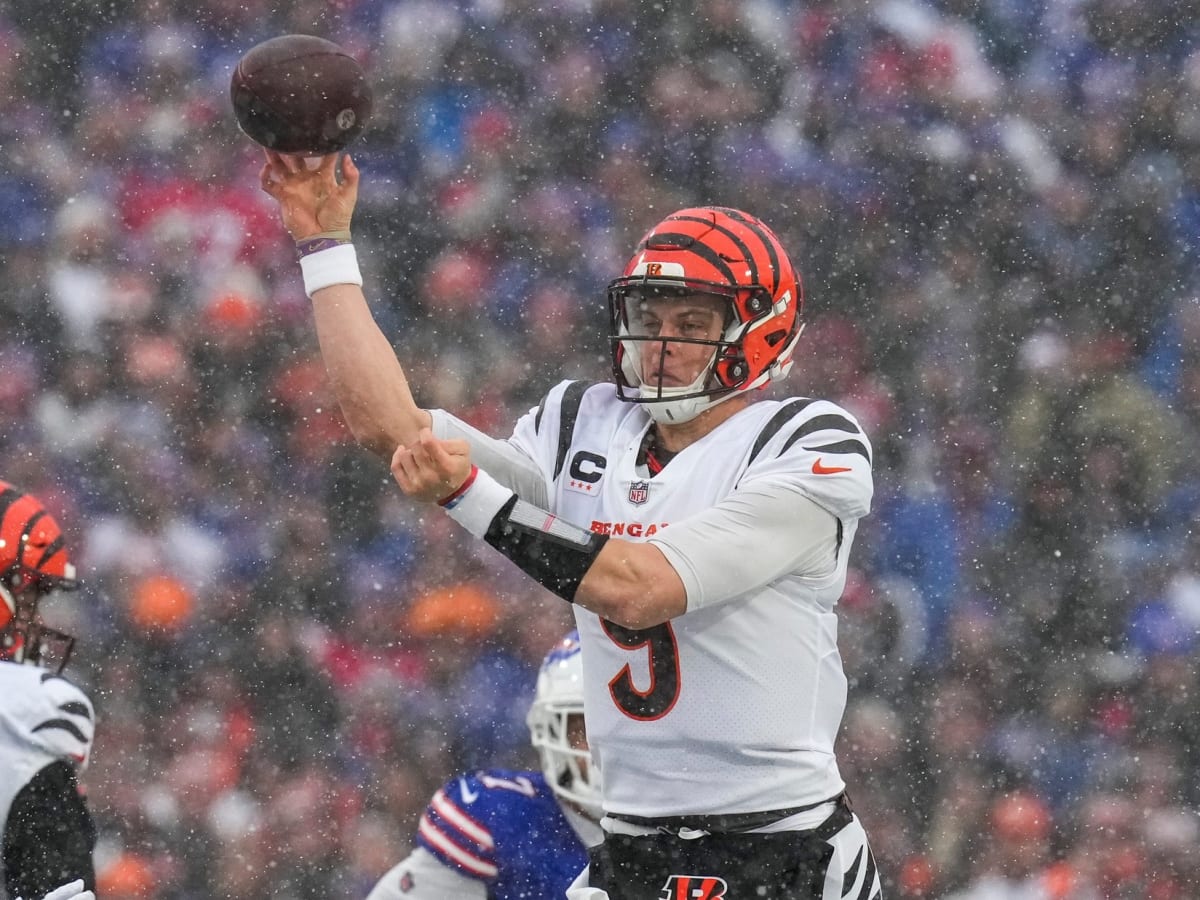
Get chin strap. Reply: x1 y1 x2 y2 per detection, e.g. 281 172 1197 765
637 427 677 476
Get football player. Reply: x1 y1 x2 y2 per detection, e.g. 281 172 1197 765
16 881 94 900
0 482 97 900
365 631 600 900
262 153 883 898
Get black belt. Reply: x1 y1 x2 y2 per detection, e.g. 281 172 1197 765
608 791 852 836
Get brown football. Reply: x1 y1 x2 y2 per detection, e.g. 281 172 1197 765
230 34 372 155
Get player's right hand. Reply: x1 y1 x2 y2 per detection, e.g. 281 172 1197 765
391 429 474 504
18 880 96 900
259 150 359 241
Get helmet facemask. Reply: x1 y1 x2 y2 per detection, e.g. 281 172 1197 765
527 702 602 821
1 577 76 673
609 280 787 424
527 631 603 821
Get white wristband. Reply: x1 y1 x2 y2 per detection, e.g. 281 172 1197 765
443 467 516 538
299 243 363 297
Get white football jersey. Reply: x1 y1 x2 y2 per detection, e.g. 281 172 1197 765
0 661 95 835
434 380 873 819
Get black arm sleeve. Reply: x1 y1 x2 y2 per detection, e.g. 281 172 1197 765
4 761 96 900
484 495 610 602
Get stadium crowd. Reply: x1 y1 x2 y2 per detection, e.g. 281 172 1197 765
2 0 1199 896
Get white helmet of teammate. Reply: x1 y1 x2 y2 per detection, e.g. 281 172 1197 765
526 630 603 821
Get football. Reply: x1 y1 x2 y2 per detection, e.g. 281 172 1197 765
230 34 372 155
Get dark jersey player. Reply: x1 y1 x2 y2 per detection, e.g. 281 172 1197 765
367 632 600 899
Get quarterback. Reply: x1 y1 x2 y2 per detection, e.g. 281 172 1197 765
0 483 96 900
262 151 883 898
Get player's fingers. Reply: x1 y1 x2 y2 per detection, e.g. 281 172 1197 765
429 442 457 473
424 438 463 474
389 447 418 490
391 444 418 474
342 153 359 186
424 440 472 492
399 444 437 482
408 435 438 472
391 463 413 493
416 429 454 469
270 152 296 175
393 449 445 498
42 882 86 900
441 438 471 456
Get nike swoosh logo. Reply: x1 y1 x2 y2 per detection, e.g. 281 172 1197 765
812 458 852 475
458 777 480 804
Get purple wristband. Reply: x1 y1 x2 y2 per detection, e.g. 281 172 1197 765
296 236 351 259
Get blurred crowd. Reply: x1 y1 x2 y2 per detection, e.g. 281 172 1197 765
2 0 1199 897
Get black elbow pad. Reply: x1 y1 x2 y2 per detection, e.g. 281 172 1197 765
484 496 610 601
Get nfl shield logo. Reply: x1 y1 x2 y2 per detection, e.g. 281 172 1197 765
628 481 649 505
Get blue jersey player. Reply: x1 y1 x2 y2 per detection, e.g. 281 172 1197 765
367 633 602 899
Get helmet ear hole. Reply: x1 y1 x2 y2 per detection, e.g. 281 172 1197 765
714 351 748 388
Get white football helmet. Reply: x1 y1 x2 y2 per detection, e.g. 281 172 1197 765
526 631 603 821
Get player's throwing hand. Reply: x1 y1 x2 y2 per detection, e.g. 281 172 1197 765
259 150 359 241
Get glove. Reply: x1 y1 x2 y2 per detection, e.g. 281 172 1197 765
16 880 96 900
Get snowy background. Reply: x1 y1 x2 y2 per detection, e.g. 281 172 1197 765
2 0 1199 896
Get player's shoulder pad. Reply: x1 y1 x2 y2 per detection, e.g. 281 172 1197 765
743 397 873 518
531 380 618 479
433 769 550 835
23 670 96 768
443 768 547 811
417 769 547 880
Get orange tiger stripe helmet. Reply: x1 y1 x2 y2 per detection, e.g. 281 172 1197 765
0 481 78 668
607 206 804 423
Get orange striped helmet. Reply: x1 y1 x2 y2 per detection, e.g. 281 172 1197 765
607 207 803 423
1 481 78 667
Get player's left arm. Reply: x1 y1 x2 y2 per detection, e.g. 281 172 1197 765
392 429 866 629
14 879 95 900
3 762 97 900
571 481 847 626
391 430 677 628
